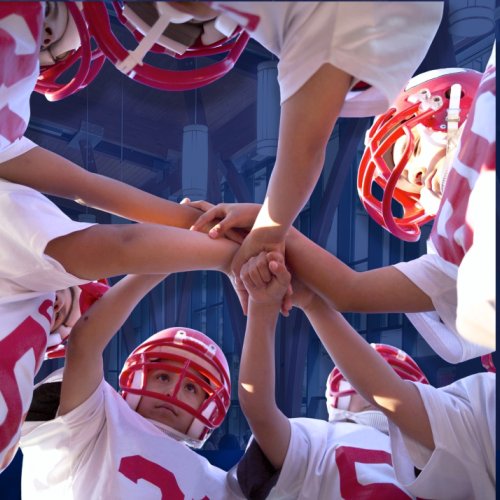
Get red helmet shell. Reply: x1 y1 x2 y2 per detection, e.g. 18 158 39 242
357 68 482 241
480 354 496 373
82 2 252 91
119 327 231 447
326 343 429 411
44 279 110 360
35 2 105 101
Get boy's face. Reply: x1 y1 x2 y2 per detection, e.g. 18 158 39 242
136 361 207 434
50 286 82 334
391 123 448 213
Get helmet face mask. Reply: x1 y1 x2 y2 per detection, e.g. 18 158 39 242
120 328 231 448
325 343 429 421
358 68 482 241
36 2 106 101
45 280 110 360
81 2 251 92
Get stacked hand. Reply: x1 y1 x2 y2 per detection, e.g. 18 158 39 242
183 200 291 315
241 252 292 314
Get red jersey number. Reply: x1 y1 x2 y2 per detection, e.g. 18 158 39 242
119 455 210 500
336 445 411 499
0 302 50 459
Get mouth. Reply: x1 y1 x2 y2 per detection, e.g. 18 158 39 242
155 403 178 416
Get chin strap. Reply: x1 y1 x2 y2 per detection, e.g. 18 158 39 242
118 3 192 74
440 83 463 194
328 409 390 435
145 418 203 448
446 83 462 156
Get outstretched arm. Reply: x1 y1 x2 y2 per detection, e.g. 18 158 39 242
286 227 434 313
296 285 434 450
184 202 433 313
239 252 292 469
0 146 202 228
59 274 166 416
230 64 353 276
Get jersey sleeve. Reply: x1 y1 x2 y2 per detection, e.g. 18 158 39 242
0 181 95 293
20 380 107 497
393 256 491 362
388 374 495 500
0 135 38 163
278 2 443 115
0 3 43 154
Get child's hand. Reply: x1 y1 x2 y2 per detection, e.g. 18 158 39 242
241 252 291 306
182 199 261 243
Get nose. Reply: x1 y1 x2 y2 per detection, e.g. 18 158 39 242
403 162 426 186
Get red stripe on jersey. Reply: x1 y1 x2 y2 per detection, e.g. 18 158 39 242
430 61 496 265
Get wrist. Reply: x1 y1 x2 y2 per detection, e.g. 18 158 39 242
248 298 281 317
301 294 324 316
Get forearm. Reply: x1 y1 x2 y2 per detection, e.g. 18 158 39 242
239 300 291 469
253 64 352 241
0 147 201 227
303 296 433 449
45 223 238 280
60 274 166 416
254 147 325 242
286 228 434 312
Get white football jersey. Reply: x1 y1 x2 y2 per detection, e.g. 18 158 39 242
393 44 496 361
21 379 241 499
0 3 42 159
0 180 94 472
389 373 495 500
214 2 443 115
232 418 414 499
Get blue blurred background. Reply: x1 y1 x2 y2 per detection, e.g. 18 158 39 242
1 1 496 497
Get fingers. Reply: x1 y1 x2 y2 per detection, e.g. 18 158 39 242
232 275 249 316
268 259 291 288
244 252 272 288
181 199 214 211
190 207 225 233
281 286 294 317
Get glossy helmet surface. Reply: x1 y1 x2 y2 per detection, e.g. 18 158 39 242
35 2 105 101
357 68 482 241
480 354 496 373
82 2 256 91
45 279 110 360
120 327 231 448
326 343 429 415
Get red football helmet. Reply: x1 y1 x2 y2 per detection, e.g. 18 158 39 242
35 2 105 101
120 327 231 448
480 354 496 373
81 2 255 91
45 279 110 360
326 343 429 415
358 68 482 241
